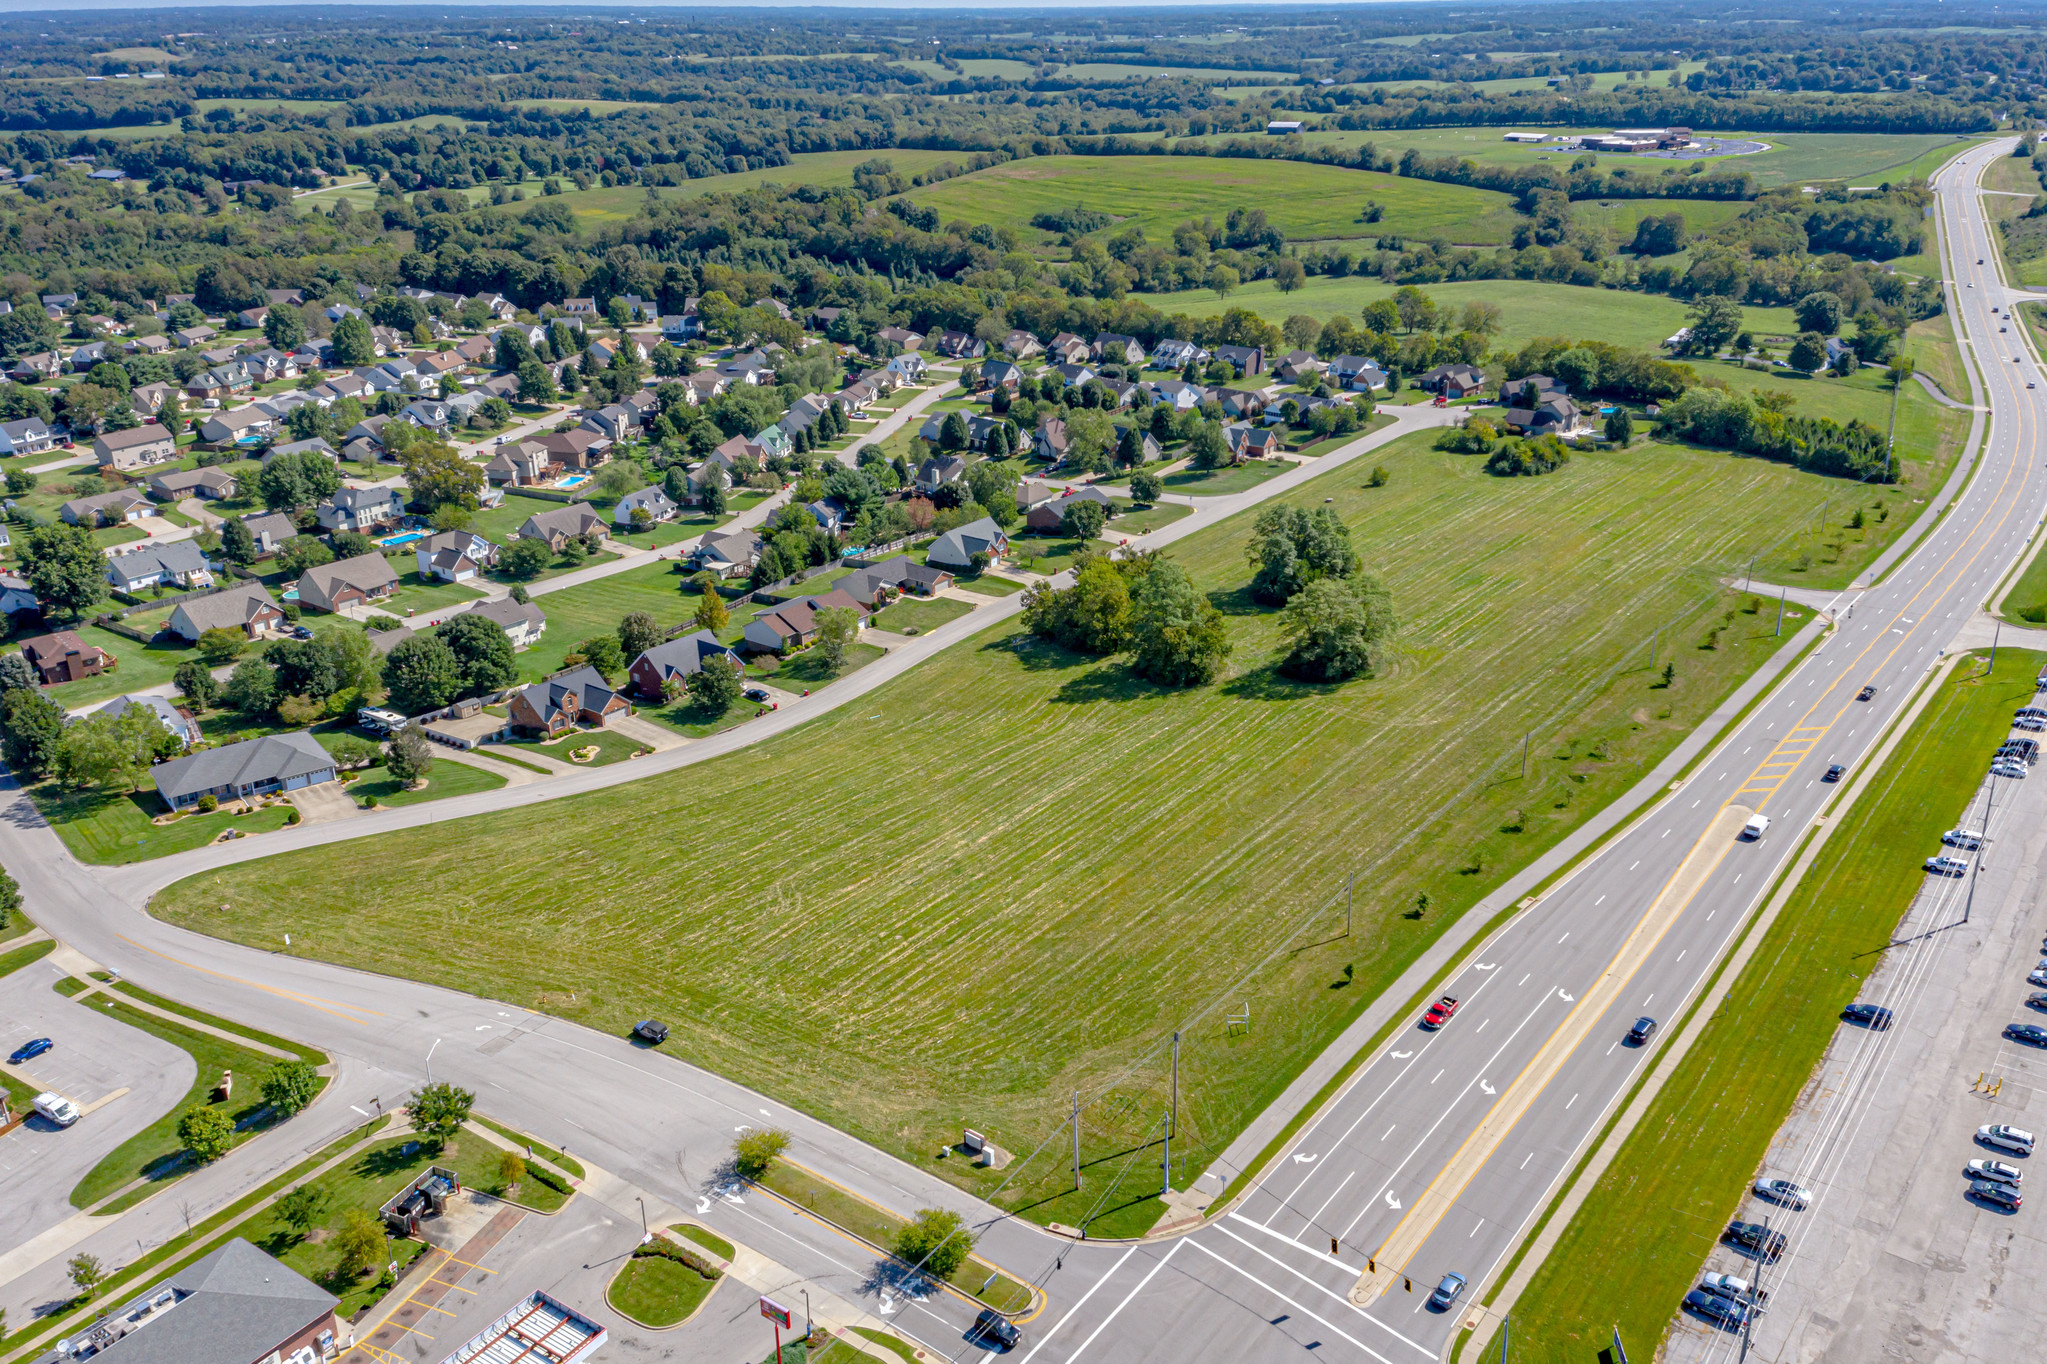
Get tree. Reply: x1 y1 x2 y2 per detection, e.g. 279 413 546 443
497 1148 527 1192
260 1061 321 1118
1794 290 1844 336
813 606 860 673
219 515 257 566
1271 258 1307 294
1628 211 1687 257
1188 421 1230 471
0 307 58 358
1060 499 1108 541
223 658 277 715
1605 408 1634 445
383 632 462 714
386 727 434 784
66 1253 107 1301
276 535 334 579
0 653 31 692
57 706 165 790
0 687 65 776
405 1080 473 1145
693 588 729 634
1885 356 1917 390
177 1104 235 1163
686 658 743 715
330 312 376 366
1788 331 1829 375
893 1208 973 1280
732 1127 790 1180
500 538 552 579
20 524 107 621
274 1184 329 1242
197 626 248 665
1277 577 1396 682
1683 296 1744 357
1246 505 1359 606
433 613 517 698
398 438 481 514
937 410 970 452
0 865 20 925
1552 347 1600 395
1131 469 1164 505
264 306 308 351
1129 561 1232 687
333 1208 385 1280
1205 264 1239 300
267 637 340 702
617 610 663 660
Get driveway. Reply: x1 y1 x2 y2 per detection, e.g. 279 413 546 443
287 780 360 825
0 957 194 1261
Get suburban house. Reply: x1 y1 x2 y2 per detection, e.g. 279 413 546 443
62 1238 341 1364
627 630 741 699
518 502 607 551
316 486 405 534
240 512 298 556
1418 363 1487 399
471 595 547 649
836 555 954 607
581 403 641 443
876 325 924 351
914 454 966 493
264 438 338 466
1225 423 1282 460
932 330 987 360
1151 338 1208 370
0 416 55 456
885 353 928 384
296 554 401 613
1327 356 1389 392
1027 486 1115 533
0 572 37 618
1048 334 1091 365
537 429 610 470
1113 422 1162 463
106 540 214 593
1050 362 1099 388
197 407 276 448
1499 375 1566 406
613 486 679 528
1143 379 1207 412
1502 393 1585 436
808 305 845 332
927 516 1009 569
1034 417 1071 466
485 442 551 487
18 631 110 684
509 665 631 736
743 589 870 653
691 527 764 576
1016 480 1063 513
1214 344 1265 377
168 583 284 641
415 530 498 583
93 423 178 470
916 412 1029 455
1093 332 1145 366
94 693 200 748
147 467 238 502
980 359 1024 393
60 488 152 527
1004 330 1044 359
153 732 338 811
1219 390 1266 422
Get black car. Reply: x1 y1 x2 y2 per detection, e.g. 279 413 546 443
1727 1221 1786 1261
2005 1023 2047 1047
1857 685 1878 702
1823 764 1845 782
632 1019 670 1044
743 686 770 703
970 1310 1020 1350
1627 1016 1657 1045
1842 1003 1894 1030
292 624 315 640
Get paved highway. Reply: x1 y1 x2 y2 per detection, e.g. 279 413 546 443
0 145 2033 1364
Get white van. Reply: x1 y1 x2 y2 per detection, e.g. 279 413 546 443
1741 814 1770 841
32 1092 79 1127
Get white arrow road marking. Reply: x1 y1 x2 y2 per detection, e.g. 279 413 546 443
475 1025 491 1030
760 1108 772 1117
1391 1050 1414 1059
1292 1152 1319 1164
1475 963 1497 970
878 1294 896 1316
696 1196 711 1214
1559 991 1576 1002
735 1123 752 1132
1479 1079 1496 1095
1384 1190 1402 1210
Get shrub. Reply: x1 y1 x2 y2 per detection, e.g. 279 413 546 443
196 794 218 813
528 1163 573 1195
731 1127 790 1180
635 1238 721 1277
892 1207 973 1280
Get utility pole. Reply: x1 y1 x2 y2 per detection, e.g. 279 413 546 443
1072 1091 1082 1190
1776 584 1787 637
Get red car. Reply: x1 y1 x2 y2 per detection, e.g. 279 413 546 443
1421 996 1460 1029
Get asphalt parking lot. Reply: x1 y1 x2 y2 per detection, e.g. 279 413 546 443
0 961 193 1253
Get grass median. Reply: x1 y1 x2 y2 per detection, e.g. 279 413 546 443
1499 651 2041 1362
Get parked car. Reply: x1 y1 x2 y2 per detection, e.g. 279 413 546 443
1726 1221 1786 1260
1942 828 1985 850
1753 1177 1811 1209
1683 1288 1750 1328
1701 1272 1768 1308
2017 715 2047 732
1429 1273 1466 1309
1857 685 1878 701
743 686 770 703
1925 855 1970 876
632 1019 669 1044
1842 1003 1893 1029
1627 1016 1658 1045
2025 991 2047 1012
1969 1179 2023 1210
8 1037 52 1064
970 1310 1020 1350
1991 762 2028 780
1422 996 1460 1029
2005 1023 2047 1047
1823 764 1845 782
1968 1159 2023 1186
2029 967 2047 988
1978 1124 2036 1156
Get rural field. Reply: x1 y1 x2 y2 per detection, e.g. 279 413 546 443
155 428 1918 1218
906 154 1523 246
1498 652 2042 1364
1133 276 1802 353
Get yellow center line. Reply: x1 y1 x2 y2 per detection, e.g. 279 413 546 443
116 934 385 1025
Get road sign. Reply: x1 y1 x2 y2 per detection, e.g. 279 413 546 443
760 1297 792 1329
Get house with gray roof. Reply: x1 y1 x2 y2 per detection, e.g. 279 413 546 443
626 630 740 699
61 1236 339 1364
508 665 630 736
471 595 546 649
106 539 214 593
92 693 200 748
263 437 338 466
414 530 497 584
316 485 404 534
836 555 954 608
926 516 1010 569
239 512 298 556
297 553 400 613
613 485 679 529
146 466 238 502
517 502 607 551
152 732 337 811
60 488 152 527
167 582 284 642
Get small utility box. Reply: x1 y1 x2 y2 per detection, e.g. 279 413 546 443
962 1128 1011 1170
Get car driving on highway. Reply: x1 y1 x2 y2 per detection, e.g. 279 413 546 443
970 1310 1020 1350
8 1037 52 1064
1421 996 1460 1029
1428 1273 1466 1310
1978 1124 2035 1156
1969 1179 2023 1211
1752 1177 1811 1210
1968 1159 2023 1186
1823 764 1845 782
1626 1016 1657 1045
1857 685 1878 701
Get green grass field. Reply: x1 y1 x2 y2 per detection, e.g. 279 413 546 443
518 561 699 680
907 154 1522 246
1498 652 2040 1364
607 1250 720 1327
1133 276 1801 355
34 783 298 866
153 426 1916 1215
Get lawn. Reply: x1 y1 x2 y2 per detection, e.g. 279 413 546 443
7 622 193 710
32 783 297 866
1133 276 1800 355
68 994 328 1209
607 1248 721 1328
344 758 505 809
1158 459 1294 497
1112 500 1194 534
1499 652 2041 1364
503 727 652 767
763 640 887 687
364 565 492 618
952 573 1026 597
870 596 976 635
152 427 1915 1221
515 561 700 680
907 154 1523 246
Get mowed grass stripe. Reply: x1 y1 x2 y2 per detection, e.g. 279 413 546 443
155 435 1879 1202
1499 653 2041 1364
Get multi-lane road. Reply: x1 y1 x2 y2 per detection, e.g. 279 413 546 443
0 141 2039 1364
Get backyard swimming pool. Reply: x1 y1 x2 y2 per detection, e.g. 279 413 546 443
378 530 427 548
557 473 591 489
